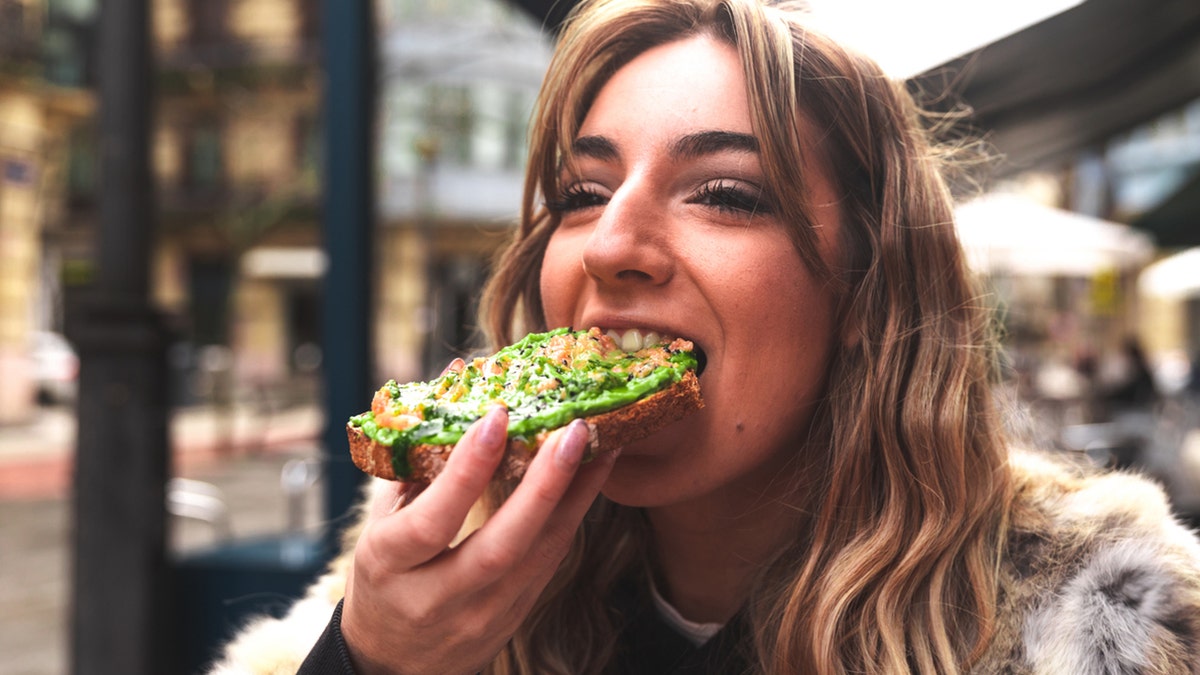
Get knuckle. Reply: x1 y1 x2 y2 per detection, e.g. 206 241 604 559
474 543 518 576
406 594 447 630
456 607 493 644
355 528 400 579
527 475 567 508
443 450 476 479
440 454 492 497
403 510 454 551
536 524 577 566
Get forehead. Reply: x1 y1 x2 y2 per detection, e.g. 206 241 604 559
566 34 845 266
578 35 752 140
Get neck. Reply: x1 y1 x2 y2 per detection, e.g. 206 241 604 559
646 489 805 624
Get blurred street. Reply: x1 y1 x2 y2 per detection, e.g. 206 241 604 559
0 402 325 675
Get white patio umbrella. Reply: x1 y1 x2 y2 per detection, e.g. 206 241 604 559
954 194 1155 277
1139 247 1200 299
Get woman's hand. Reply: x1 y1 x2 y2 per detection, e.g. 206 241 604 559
340 405 617 675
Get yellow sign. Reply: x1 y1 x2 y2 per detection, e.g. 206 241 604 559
1091 267 1120 315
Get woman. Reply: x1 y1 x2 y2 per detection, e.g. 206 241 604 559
213 1 1200 673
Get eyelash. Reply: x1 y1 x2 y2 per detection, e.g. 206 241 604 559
545 183 607 214
546 180 774 216
690 180 773 215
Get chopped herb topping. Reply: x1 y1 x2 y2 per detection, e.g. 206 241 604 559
348 327 697 479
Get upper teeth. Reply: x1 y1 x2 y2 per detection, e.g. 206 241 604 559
606 329 661 352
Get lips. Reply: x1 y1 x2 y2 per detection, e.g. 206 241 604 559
603 327 708 376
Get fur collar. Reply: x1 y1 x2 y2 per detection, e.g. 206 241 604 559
974 450 1200 673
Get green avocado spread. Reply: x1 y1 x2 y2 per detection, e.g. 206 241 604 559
348 327 698 479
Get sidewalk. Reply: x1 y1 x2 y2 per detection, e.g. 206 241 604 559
0 402 325 500
0 409 328 675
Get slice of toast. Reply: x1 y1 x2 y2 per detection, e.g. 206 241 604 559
347 369 701 482
346 328 704 483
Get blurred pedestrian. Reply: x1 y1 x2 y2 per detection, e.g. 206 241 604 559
1103 336 1159 413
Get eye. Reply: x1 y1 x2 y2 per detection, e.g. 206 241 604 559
689 179 774 216
546 183 609 214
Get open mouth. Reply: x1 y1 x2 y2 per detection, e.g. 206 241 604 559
603 328 708 377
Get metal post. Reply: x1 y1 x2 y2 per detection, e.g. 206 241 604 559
320 0 376 543
68 0 172 673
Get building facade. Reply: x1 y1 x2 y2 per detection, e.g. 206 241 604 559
150 0 324 401
0 0 93 423
2 0 553 415
149 0 550 397
375 0 551 380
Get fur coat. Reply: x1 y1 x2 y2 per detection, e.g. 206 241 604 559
208 450 1200 674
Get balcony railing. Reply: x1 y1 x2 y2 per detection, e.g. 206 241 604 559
158 35 321 72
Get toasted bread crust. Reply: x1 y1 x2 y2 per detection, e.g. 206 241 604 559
347 370 702 483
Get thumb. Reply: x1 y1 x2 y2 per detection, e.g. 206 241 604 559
367 479 426 522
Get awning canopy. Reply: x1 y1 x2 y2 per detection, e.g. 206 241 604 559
1140 247 1200 299
907 0 1200 178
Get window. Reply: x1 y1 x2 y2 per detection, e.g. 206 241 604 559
423 85 473 166
504 89 530 169
293 114 321 182
0 0 36 59
299 0 320 44
186 123 225 191
66 126 98 209
188 0 229 47
188 258 233 346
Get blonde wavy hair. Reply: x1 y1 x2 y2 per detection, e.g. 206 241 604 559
477 0 1012 672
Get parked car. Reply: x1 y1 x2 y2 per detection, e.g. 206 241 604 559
31 331 79 405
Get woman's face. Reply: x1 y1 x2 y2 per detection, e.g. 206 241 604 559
539 35 843 508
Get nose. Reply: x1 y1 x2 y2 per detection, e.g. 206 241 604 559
580 181 674 287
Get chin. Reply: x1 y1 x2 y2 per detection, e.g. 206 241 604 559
595 418 703 506
597 449 710 508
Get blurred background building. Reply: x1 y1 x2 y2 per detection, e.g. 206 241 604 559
6 0 1197 434
0 0 551 425
0 0 93 423
374 0 550 379
4 0 1196 437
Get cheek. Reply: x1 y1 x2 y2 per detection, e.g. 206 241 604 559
716 246 836 417
539 231 583 327
704 239 831 331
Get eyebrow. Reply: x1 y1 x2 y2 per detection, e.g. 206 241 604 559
670 130 759 160
568 130 760 164
569 135 620 162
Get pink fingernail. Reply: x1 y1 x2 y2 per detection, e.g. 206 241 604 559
442 358 466 376
555 419 588 469
476 407 508 449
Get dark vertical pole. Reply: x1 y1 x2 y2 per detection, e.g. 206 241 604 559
320 0 376 543
68 0 172 673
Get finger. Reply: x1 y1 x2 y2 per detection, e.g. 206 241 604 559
510 443 618 584
368 406 509 569
541 443 619 541
440 357 466 377
454 437 618 619
454 419 599 584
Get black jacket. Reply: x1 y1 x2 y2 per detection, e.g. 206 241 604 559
298 581 751 674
